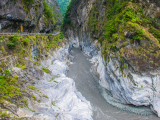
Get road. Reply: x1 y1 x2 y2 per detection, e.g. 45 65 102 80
0 32 60 36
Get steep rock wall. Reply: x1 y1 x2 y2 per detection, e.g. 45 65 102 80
12 44 93 119
0 0 62 33
0 34 93 119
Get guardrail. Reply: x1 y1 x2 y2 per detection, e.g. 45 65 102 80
0 33 48 36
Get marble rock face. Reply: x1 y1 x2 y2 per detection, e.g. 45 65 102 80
13 44 93 120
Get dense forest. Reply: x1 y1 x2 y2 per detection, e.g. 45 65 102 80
57 0 71 16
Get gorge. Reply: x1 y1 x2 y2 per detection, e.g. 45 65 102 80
0 0 160 120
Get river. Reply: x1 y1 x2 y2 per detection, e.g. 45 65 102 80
67 48 159 120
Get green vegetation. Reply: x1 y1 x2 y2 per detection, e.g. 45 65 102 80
149 26 160 42
0 33 65 118
54 80 58 83
41 67 50 73
32 95 37 100
0 110 11 118
43 0 56 24
57 0 71 16
132 28 144 41
46 33 63 50
27 86 37 90
48 33 53 36
85 0 160 73
6 34 19 49
52 102 55 106
21 66 27 69
63 1 72 25
59 32 65 39
101 0 160 56
37 99 41 103
124 64 127 69
22 38 30 46
0 36 3 42
43 94 49 99
43 0 53 18
27 107 35 112
0 70 21 102
0 46 5 52
23 0 34 4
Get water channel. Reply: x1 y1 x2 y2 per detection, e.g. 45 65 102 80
67 48 159 120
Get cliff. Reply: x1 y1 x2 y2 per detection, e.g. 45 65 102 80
0 0 62 33
63 0 160 117
0 33 93 119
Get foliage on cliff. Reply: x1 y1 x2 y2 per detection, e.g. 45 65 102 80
87 0 160 73
0 33 65 118
62 0 78 31
43 0 56 24
0 70 21 102
62 0 160 73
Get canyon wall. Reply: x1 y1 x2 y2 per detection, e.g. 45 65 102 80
63 0 160 117
0 34 93 119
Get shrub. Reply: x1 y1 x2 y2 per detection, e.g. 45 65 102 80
122 7 135 21
104 21 117 39
0 70 21 102
41 67 50 73
0 110 10 118
0 36 3 42
63 2 72 25
150 26 160 42
59 32 64 39
43 0 53 19
27 107 35 112
133 29 144 41
6 34 19 49
63 18 71 24
22 38 30 46
54 81 58 83
27 86 37 90
37 99 41 103
6 41 16 49
124 64 127 68
35 34 39 39
43 94 49 98
48 33 53 36
32 95 37 100
112 33 119 41
21 66 27 69
135 29 144 36
23 0 34 4
107 2 123 19
0 46 5 52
